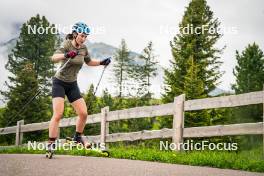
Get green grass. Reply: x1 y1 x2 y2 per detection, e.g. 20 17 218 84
109 146 264 172
0 145 263 173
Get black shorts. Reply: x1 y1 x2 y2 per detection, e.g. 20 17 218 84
52 77 82 103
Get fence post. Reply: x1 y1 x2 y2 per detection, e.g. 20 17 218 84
105 107 110 149
262 85 264 157
101 106 109 149
172 94 185 151
15 120 24 146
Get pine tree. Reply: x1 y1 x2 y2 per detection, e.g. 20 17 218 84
132 41 158 98
162 0 224 127
231 43 264 122
162 0 224 103
1 14 58 124
113 39 132 97
4 14 58 95
232 43 264 93
0 15 58 144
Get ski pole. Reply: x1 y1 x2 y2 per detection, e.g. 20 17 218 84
56 58 71 74
87 64 108 111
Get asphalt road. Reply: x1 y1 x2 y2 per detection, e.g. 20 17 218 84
0 154 263 176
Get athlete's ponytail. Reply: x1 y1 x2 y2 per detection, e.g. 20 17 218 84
65 32 77 40
65 33 73 40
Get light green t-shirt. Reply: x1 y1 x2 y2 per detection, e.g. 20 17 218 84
54 40 91 82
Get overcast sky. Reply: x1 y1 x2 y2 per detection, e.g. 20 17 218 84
0 0 263 91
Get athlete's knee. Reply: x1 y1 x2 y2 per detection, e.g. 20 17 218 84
78 111 88 119
52 112 63 122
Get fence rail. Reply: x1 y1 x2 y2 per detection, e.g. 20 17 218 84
0 90 263 152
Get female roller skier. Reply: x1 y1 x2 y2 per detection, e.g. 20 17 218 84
47 22 111 153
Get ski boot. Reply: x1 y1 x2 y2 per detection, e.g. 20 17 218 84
73 133 92 149
46 141 56 159
66 133 109 157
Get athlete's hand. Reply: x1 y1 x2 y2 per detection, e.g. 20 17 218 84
64 50 78 59
100 57 111 65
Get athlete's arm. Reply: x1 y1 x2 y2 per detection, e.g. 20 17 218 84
86 57 111 66
86 59 100 66
51 54 65 63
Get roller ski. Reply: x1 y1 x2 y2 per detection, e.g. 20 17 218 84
66 133 109 157
45 142 56 159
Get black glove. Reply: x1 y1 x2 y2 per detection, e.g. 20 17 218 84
64 50 78 59
100 57 111 65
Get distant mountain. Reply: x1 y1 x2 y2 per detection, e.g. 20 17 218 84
0 38 17 53
208 87 234 96
86 42 139 59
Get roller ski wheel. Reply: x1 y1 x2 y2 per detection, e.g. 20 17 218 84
45 150 54 159
83 145 110 157
101 150 110 157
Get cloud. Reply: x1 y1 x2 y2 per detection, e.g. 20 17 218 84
0 0 263 91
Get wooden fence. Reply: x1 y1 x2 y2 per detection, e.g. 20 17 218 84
0 90 263 152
